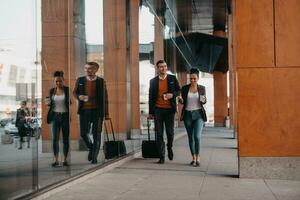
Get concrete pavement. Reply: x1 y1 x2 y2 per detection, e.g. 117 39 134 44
38 127 300 200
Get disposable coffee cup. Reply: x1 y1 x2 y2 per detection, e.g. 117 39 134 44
45 96 51 105
200 95 205 103
83 95 89 102
163 93 168 100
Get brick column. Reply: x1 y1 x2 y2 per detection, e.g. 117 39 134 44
213 30 228 127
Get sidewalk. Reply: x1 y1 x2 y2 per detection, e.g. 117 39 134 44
42 127 300 200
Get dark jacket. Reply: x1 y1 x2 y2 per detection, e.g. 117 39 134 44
73 76 108 118
148 74 181 114
16 107 30 128
180 84 207 120
47 86 70 124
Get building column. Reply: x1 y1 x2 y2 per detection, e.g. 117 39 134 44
177 71 187 127
213 30 228 127
103 0 139 138
234 0 300 180
130 0 140 135
228 13 237 130
154 16 164 64
41 0 85 152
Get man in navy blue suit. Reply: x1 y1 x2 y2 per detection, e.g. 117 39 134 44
148 60 181 164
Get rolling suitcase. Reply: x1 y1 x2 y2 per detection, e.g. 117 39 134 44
103 118 126 159
142 118 160 158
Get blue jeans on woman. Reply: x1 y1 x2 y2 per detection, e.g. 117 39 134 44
183 110 204 155
51 112 70 158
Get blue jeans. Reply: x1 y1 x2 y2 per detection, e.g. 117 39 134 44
183 111 204 155
51 112 70 157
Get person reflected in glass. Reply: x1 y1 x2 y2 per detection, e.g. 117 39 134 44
148 60 181 164
46 71 70 167
73 62 109 164
178 68 207 167
16 101 30 149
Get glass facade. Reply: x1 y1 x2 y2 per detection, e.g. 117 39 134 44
139 5 155 133
0 0 219 198
0 1 144 199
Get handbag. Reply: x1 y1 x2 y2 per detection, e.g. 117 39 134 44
46 109 54 124
103 118 126 159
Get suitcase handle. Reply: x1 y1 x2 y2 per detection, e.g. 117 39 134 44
146 117 156 141
104 118 116 142
147 118 150 141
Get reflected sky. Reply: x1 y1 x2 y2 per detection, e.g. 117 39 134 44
139 6 154 44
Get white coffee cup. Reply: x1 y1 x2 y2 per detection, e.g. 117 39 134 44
200 95 206 103
83 95 89 102
45 96 51 105
163 93 168 100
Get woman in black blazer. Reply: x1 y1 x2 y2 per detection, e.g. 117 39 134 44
46 71 70 167
178 68 207 167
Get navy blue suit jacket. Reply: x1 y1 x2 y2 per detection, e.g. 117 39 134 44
148 74 181 114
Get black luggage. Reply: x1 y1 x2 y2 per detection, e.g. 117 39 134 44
103 118 126 159
142 118 160 158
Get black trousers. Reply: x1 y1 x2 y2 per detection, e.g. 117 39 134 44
79 109 103 159
154 108 175 159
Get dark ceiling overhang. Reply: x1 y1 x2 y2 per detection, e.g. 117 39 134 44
165 32 228 73
142 0 229 73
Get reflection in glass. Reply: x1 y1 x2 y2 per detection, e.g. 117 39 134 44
0 0 40 198
139 6 155 134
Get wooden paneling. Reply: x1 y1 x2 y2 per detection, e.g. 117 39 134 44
130 0 140 130
238 68 300 156
275 0 300 66
235 0 274 67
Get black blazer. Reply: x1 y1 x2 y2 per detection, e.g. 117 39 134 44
180 84 206 118
73 76 108 118
16 107 30 128
148 74 181 114
47 86 70 123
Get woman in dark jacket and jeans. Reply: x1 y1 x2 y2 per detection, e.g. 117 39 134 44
46 71 70 167
178 68 207 167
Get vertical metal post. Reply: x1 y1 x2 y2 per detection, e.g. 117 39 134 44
126 0 132 139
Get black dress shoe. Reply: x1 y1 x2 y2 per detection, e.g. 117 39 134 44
190 161 195 166
91 159 98 164
195 161 200 167
51 161 59 167
167 148 173 160
157 158 165 164
88 149 93 161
